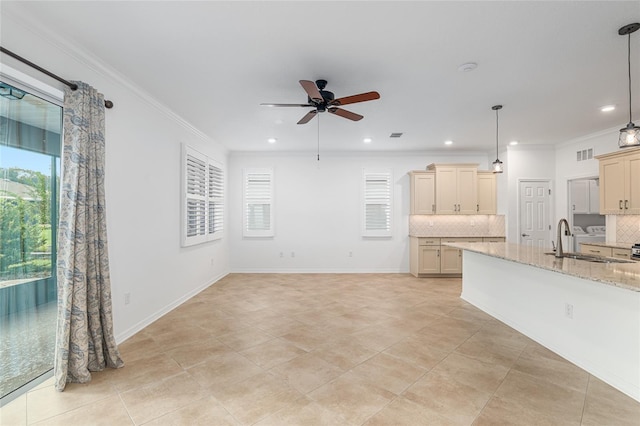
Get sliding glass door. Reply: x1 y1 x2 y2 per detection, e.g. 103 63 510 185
0 80 61 401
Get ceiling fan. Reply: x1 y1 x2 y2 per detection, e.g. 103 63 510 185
261 79 380 124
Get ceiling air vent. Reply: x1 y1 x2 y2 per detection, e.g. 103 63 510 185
390 132 403 138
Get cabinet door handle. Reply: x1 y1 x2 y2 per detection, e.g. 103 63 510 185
572 204 575 211
521 233 530 237
477 204 479 212
432 204 435 213
625 200 629 209
620 200 623 210
437 249 440 257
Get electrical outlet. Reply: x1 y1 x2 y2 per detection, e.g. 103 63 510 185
349 251 353 257
565 303 573 319
429 221 434 226
124 293 131 305
291 251 295 258
279 252 284 258
470 220 475 227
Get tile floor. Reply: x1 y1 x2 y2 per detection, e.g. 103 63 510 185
1 273 638 425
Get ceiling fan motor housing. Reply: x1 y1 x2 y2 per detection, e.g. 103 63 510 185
308 79 335 110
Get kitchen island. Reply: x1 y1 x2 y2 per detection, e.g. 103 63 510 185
445 242 640 402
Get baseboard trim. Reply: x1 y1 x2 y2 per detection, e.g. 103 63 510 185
115 271 228 344
229 268 407 274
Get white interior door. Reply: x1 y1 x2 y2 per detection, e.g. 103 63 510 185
519 180 551 248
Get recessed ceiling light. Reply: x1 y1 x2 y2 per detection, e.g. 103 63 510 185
509 140 519 146
363 138 372 143
267 138 277 144
444 140 453 145
600 105 615 112
458 62 478 72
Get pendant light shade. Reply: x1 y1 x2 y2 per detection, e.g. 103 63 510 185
618 23 640 148
492 105 503 173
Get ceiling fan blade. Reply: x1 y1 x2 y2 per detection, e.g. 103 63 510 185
261 103 313 107
297 110 318 124
328 107 363 121
299 80 323 102
330 91 380 106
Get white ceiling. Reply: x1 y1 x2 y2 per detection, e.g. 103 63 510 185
2 1 640 154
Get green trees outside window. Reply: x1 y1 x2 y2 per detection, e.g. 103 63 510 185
0 167 56 282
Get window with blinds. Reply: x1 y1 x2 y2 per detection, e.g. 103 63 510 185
363 169 392 237
182 144 224 246
243 168 274 237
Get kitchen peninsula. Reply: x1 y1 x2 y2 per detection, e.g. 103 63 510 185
447 241 640 402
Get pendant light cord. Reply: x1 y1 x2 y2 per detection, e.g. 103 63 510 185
495 107 499 157
628 33 633 124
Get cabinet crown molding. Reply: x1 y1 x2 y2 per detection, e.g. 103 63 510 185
595 147 640 160
427 163 479 170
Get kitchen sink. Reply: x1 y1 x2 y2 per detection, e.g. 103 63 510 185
544 252 634 263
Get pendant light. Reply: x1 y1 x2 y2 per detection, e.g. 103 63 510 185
618 23 640 148
492 105 503 173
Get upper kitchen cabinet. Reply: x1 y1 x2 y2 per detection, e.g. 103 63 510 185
596 148 640 214
409 171 435 214
570 179 600 214
428 164 478 214
476 172 497 215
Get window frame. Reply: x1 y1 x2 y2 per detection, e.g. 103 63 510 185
362 168 393 238
242 168 274 238
181 144 224 247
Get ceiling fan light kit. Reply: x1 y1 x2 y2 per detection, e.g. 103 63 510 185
492 105 504 174
618 22 640 148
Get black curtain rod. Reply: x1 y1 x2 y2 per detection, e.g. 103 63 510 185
0 46 114 109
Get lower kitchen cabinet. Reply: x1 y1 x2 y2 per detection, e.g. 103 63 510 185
410 236 492 277
440 245 462 274
580 244 611 257
410 238 440 275
580 243 632 259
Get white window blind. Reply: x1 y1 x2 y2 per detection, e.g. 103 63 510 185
208 161 224 238
363 169 392 237
243 168 274 237
182 144 224 246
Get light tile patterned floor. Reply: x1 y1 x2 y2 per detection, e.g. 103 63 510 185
1 273 639 425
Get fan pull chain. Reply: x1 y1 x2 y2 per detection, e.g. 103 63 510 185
317 113 320 161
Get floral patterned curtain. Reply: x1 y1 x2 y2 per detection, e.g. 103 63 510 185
54 82 123 391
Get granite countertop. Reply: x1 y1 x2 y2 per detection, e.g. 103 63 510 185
444 242 640 292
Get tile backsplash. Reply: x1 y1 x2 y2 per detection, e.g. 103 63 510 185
616 215 640 244
409 215 505 237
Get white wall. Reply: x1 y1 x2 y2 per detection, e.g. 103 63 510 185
229 151 490 272
554 128 620 241
1 12 230 342
504 145 556 243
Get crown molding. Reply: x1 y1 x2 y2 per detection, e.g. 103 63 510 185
2 6 222 150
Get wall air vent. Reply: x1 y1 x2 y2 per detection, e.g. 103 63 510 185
390 132 403 138
576 148 593 161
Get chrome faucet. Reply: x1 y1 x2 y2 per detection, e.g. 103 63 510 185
555 218 571 258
